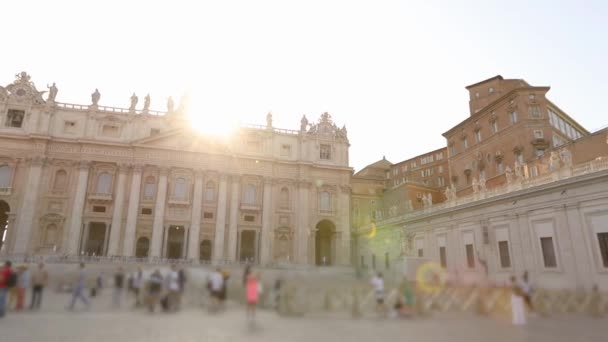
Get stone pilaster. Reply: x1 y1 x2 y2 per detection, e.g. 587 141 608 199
338 184 352 265
213 174 229 261
67 161 91 255
187 170 204 260
226 175 240 262
260 177 273 265
150 167 169 258
295 180 311 264
122 164 143 256
13 156 46 254
107 163 129 256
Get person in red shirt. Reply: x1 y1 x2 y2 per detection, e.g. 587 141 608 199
0 261 13 318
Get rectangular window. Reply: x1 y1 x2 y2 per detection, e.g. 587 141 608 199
463 138 469 149
535 148 545 157
417 248 423 257
320 144 331 160
92 206 106 213
497 161 504 174
597 232 608 268
465 244 475 268
141 208 152 215
509 111 518 124
498 240 511 268
533 130 544 139
280 144 291 157
475 130 482 143
244 215 255 222
449 145 456 156
540 237 557 268
491 120 499 133
439 247 447 268
360 255 365 268
102 124 120 137
150 128 160 136
203 212 214 219
529 105 542 119
5 109 25 128
63 121 76 133
372 254 376 269
385 252 390 269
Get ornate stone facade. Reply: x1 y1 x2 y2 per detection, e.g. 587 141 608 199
0 72 353 266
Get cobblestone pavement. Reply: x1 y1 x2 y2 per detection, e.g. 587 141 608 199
1 290 605 342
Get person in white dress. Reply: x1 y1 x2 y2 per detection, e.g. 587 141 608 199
510 276 526 325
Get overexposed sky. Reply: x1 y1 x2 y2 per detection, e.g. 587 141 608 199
2 0 607 171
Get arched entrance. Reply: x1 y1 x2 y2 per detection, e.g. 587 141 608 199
166 225 185 259
0 200 10 253
200 240 212 262
239 230 256 262
135 237 150 258
84 222 107 256
315 220 335 266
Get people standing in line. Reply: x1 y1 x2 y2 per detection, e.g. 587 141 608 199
113 267 125 308
30 262 48 310
370 272 387 317
147 269 163 313
510 276 527 326
132 267 143 307
0 261 14 318
16 265 31 311
166 265 180 312
520 271 534 312
245 271 259 322
67 263 90 311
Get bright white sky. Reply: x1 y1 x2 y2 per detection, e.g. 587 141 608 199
2 0 607 171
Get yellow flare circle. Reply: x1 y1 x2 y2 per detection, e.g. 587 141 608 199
416 261 447 294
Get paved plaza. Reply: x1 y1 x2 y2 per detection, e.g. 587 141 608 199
1 289 605 342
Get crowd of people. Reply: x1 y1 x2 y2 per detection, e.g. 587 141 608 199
0 261 49 317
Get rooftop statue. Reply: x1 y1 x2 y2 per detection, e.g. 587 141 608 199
300 115 308 132
91 88 101 106
167 96 174 113
46 83 58 102
143 93 151 112
266 112 273 128
559 147 573 168
129 93 138 111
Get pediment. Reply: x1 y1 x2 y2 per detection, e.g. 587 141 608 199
132 128 231 153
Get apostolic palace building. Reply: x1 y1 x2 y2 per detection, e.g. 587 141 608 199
2 72 608 290
0 72 353 266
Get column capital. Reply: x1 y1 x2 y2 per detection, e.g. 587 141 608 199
77 160 92 170
28 155 48 167
263 176 274 186
339 184 352 194
194 169 206 179
132 163 145 173
117 163 130 173
297 179 312 188
228 173 241 183
219 173 229 182
158 166 171 176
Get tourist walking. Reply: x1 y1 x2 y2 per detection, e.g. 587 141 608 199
520 271 534 312
245 271 259 322
177 267 187 310
510 276 526 326
30 262 48 310
132 267 143 307
147 269 163 313
166 265 180 312
16 265 31 311
371 272 387 317
209 268 224 312
0 261 14 318
67 263 90 311
113 267 125 308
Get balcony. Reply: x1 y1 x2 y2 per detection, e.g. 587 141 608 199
87 193 113 202
240 202 261 211
0 187 11 196
168 196 190 206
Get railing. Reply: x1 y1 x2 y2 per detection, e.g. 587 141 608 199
168 196 190 205
55 102 167 116
87 192 113 201
365 156 608 229
0 187 11 196
241 123 300 135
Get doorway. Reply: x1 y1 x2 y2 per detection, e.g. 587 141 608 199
84 222 107 256
239 230 256 262
315 220 335 266
166 225 185 259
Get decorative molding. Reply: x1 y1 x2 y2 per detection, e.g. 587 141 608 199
158 166 171 176
132 163 144 173
117 163 130 173
78 160 92 170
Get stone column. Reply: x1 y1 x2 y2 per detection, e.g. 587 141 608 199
150 167 169 258
187 170 204 260
13 157 45 255
107 164 128 256
122 164 143 256
67 161 91 255
338 185 352 266
260 177 273 265
295 180 310 264
213 174 229 261
226 175 240 262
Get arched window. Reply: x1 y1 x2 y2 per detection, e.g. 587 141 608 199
96 172 113 194
173 177 187 200
200 240 212 261
143 176 156 199
204 181 216 201
135 237 150 258
0 165 12 188
53 170 68 191
279 187 289 209
320 191 331 211
44 224 58 246
244 184 257 204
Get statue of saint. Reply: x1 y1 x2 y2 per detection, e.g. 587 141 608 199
300 115 309 132
143 93 151 111
514 161 523 180
266 112 273 128
46 83 58 102
472 177 480 193
91 88 101 106
425 193 433 206
549 151 560 172
129 93 138 111
450 184 457 199
479 174 487 192
559 148 573 168
167 96 174 113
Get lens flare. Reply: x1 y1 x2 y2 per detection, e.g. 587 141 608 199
366 222 377 239
416 261 447 294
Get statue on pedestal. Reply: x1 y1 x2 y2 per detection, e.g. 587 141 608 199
129 93 138 111
549 151 560 172
267 112 273 128
46 83 58 102
300 115 308 132
91 88 101 106
559 147 573 168
505 166 514 184
423 193 433 207
167 96 174 113
479 174 487 192
472 177 480 193
514 161 523 180
143 93 151 112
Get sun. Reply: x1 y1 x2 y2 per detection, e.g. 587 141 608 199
184 91 239 139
